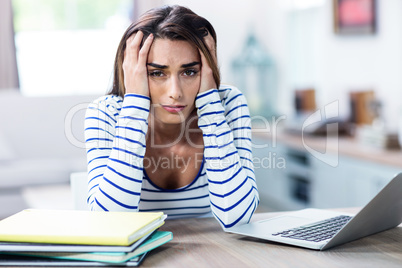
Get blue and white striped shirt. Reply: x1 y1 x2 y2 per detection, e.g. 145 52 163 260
84 85 259 229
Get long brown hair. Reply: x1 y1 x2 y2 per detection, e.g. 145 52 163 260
108 5 220 97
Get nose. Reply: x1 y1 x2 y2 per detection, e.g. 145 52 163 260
168 76 182 100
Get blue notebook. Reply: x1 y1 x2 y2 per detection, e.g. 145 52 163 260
0 252 147 266
5 231 172 264
0 230 154 253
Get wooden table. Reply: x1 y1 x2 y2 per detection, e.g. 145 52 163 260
144 209 402 267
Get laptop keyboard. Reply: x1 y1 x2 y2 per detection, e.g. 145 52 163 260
272 215 352 243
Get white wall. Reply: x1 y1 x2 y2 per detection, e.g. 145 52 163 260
159 0 402 129
287 0 402 129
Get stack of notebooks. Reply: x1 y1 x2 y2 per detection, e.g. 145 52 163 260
0 209 172 266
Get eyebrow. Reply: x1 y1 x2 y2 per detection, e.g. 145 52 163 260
147 61 200 69
181 61 200 68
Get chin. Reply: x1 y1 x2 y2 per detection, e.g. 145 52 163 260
163 117 187 125
154 111 189 125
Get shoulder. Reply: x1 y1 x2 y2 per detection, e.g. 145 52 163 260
86 95 124 123
217 84 243 96
88 95 123 112
218 84 248 109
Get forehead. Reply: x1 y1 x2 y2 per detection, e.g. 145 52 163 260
147 38 199 65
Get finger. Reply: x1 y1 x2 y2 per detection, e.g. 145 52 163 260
125 31 144 63
204 32 217 63
198 48 216 91
137 33 154 67
199 48 208 68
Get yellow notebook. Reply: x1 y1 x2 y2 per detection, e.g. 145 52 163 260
0 209 165 246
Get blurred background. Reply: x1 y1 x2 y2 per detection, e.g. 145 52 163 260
1 0 402 218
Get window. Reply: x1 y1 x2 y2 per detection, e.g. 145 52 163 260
13 0 134 96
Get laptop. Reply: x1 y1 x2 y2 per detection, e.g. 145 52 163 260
227 172 402 250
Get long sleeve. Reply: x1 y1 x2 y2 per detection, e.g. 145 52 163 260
84 94 150 211
196 87 259 229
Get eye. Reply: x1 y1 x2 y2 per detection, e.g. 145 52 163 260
148 70 164 77
183 69 198 76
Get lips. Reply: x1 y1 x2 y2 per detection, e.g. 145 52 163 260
161 105 186 113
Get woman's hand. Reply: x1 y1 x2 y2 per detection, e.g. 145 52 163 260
122 31 154 96
198 32 217 93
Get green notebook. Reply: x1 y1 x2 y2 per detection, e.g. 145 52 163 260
9 231 172 264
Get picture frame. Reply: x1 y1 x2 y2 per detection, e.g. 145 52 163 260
333 0 376 35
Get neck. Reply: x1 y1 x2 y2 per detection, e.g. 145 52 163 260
148 109 198 145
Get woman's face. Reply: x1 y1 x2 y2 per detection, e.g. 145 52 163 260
146 38 201 124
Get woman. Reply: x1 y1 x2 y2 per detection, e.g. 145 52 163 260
85 5 259 229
